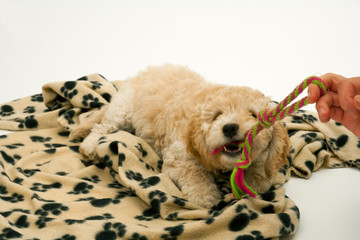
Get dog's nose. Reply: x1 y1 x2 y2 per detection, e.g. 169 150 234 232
222 123 239 138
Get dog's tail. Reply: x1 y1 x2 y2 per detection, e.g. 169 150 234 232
69 106 108 141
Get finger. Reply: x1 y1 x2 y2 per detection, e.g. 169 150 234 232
337 79 356 110
308 73 344 104
328 106 345 123
318 90 340 108
308 83 321 103
344 78 360 112
315 91 339 122
316 101 330 122
320 73 345 91
348 77 360 94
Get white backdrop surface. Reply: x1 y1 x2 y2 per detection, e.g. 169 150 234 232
0 1 359 239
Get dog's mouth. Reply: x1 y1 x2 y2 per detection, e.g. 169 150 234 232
211 140 243 157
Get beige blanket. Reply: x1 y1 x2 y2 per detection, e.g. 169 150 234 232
0 74 358 240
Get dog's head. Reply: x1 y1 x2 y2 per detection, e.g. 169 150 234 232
187 85 289 178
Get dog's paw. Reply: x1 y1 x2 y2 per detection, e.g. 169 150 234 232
186 184 222 208
79 135 100 161
69 127 90 142
198 191 222 209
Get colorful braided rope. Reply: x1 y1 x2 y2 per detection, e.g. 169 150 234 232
231 76 327 199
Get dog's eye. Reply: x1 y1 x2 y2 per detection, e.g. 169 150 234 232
212 111 222 121
250 112 257 119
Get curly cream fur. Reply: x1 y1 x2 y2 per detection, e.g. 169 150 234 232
79 64 290 208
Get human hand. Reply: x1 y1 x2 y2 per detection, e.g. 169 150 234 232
308 73 360 137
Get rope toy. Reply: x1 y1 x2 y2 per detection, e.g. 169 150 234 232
214 76 327 199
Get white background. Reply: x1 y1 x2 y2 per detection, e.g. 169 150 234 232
0 0 359 239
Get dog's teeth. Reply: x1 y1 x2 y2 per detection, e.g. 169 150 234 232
224 145 241 153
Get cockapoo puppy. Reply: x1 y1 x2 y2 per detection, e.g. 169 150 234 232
76 64 289 208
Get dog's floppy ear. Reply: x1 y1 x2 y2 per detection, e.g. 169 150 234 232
264 122 290 179
185 108 215 172
186 111 202 159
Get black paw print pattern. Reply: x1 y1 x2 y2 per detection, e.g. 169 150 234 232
209 200 228 214
278 213 295 236
23 106 35 113
65 213 114 226
18 115 38 129
157 160 163 171
0 105 15 117
290 113 317 125
68 182 94 195
82 175 101 184
107 141 127 167
62 110 76 125
165 212 179 221
300 132 318 144
0 193 24 203
329 134 349 151
102 93 112 103
139 159 155 171
82 94 104 108
228 205 259 232
161 224 184 240
100 155 114 168
30 182 62 192
302 113 317 123
90 197 120 208
235 230 265 240
55 234 76 240
134 143 148 158
205 201 228 225
0 151 16 165
13 215 30 228
35 203 69 228
17 167 40 177
90 81 103 90
30 136 52 142
139 176 160 189
35 203 69 217
0 228 22 239
31 93 44 102
126 170 143 181
172 196 187 207
290 115 303 124
135 190 167 221
333 159 360 168
258 191 275 204
95 222 127 240
128 232 148 240
0 185 24 203
48 95 67 110
61 81 78 99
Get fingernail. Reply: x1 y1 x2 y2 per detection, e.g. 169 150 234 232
319 107 325 115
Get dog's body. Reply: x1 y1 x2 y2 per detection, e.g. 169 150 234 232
77 64 289 208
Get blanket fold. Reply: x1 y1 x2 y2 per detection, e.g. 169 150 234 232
0 74 358 240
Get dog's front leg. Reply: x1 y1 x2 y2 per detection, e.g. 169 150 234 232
80 90 134 160
162 141 222 208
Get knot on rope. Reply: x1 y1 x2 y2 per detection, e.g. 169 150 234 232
257 108 275 128
230 76 327 200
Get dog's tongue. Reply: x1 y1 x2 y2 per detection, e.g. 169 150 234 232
211 141 242 155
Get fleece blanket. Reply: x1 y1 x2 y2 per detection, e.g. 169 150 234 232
0 74 359 240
